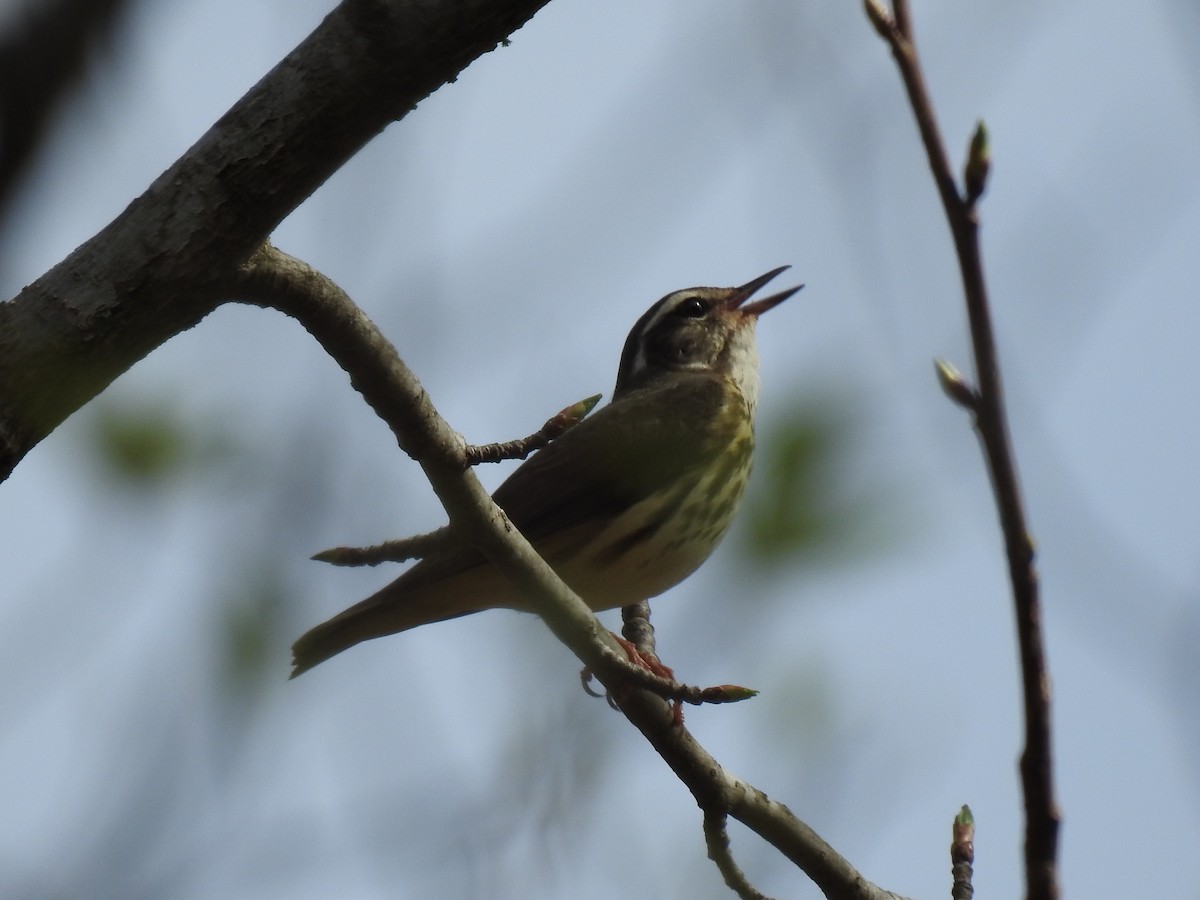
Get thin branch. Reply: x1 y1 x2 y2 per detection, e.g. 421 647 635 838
315 396 601 561
232 242 910 900
704 811 775 900
891 0 913 41
463 393 601 465
866 4 1060 899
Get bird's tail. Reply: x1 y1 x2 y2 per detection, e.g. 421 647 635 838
289 560 511 678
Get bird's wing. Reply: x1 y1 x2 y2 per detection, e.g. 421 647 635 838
492 373 733 540
289 374 737 676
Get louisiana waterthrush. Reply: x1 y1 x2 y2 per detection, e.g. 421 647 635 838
291 267 800 677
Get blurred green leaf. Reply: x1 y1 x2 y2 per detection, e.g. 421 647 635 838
745 412 834 561
87 397 243 491
742 398 882 565
91 402 191 485
221 571 285 693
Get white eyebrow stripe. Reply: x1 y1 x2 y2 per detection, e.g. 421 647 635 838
626 291 691 380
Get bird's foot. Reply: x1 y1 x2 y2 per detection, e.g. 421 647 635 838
580 634 757 725
580 635 682 724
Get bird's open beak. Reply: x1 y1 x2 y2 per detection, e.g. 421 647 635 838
731 265 804 316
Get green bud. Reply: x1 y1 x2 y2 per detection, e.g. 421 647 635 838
952 804 975 859
569 393 602 420
312 547 352 565
864 0 894 38
701 684 759 703
955 804 975 829
934 358 979 410
544 393 602 440
964 121 990 203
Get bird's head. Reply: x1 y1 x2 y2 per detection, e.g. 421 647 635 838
614 266 802 408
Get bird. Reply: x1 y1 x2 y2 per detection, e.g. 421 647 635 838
290 267 801 678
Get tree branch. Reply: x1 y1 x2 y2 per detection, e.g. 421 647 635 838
865 3 1060 898
0 0 552 483
232 242 910 900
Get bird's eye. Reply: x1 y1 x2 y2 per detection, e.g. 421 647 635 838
674 297 707 318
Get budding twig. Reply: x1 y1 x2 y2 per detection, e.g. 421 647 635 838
580 613 759 720
951 805 976 900
865 3 1059 898
463 393 601 466
315 394 602 564
312 526 454 566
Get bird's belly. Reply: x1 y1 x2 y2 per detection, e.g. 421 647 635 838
556 449 752 611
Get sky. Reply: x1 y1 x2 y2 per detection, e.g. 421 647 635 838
2 0 1199 898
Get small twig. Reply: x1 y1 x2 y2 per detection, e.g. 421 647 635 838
891 0 912 40
951 805 975 900
312 526 454 566
704 810 776 900
866 4 1060 898
315 395 599 563
624 607 763 900
463 393 601 465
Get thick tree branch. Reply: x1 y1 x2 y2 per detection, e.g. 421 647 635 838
0 0 552 483
232 242 909 900
866 3 1060 898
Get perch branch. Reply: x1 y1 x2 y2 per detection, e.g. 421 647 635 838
233 242 910 900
